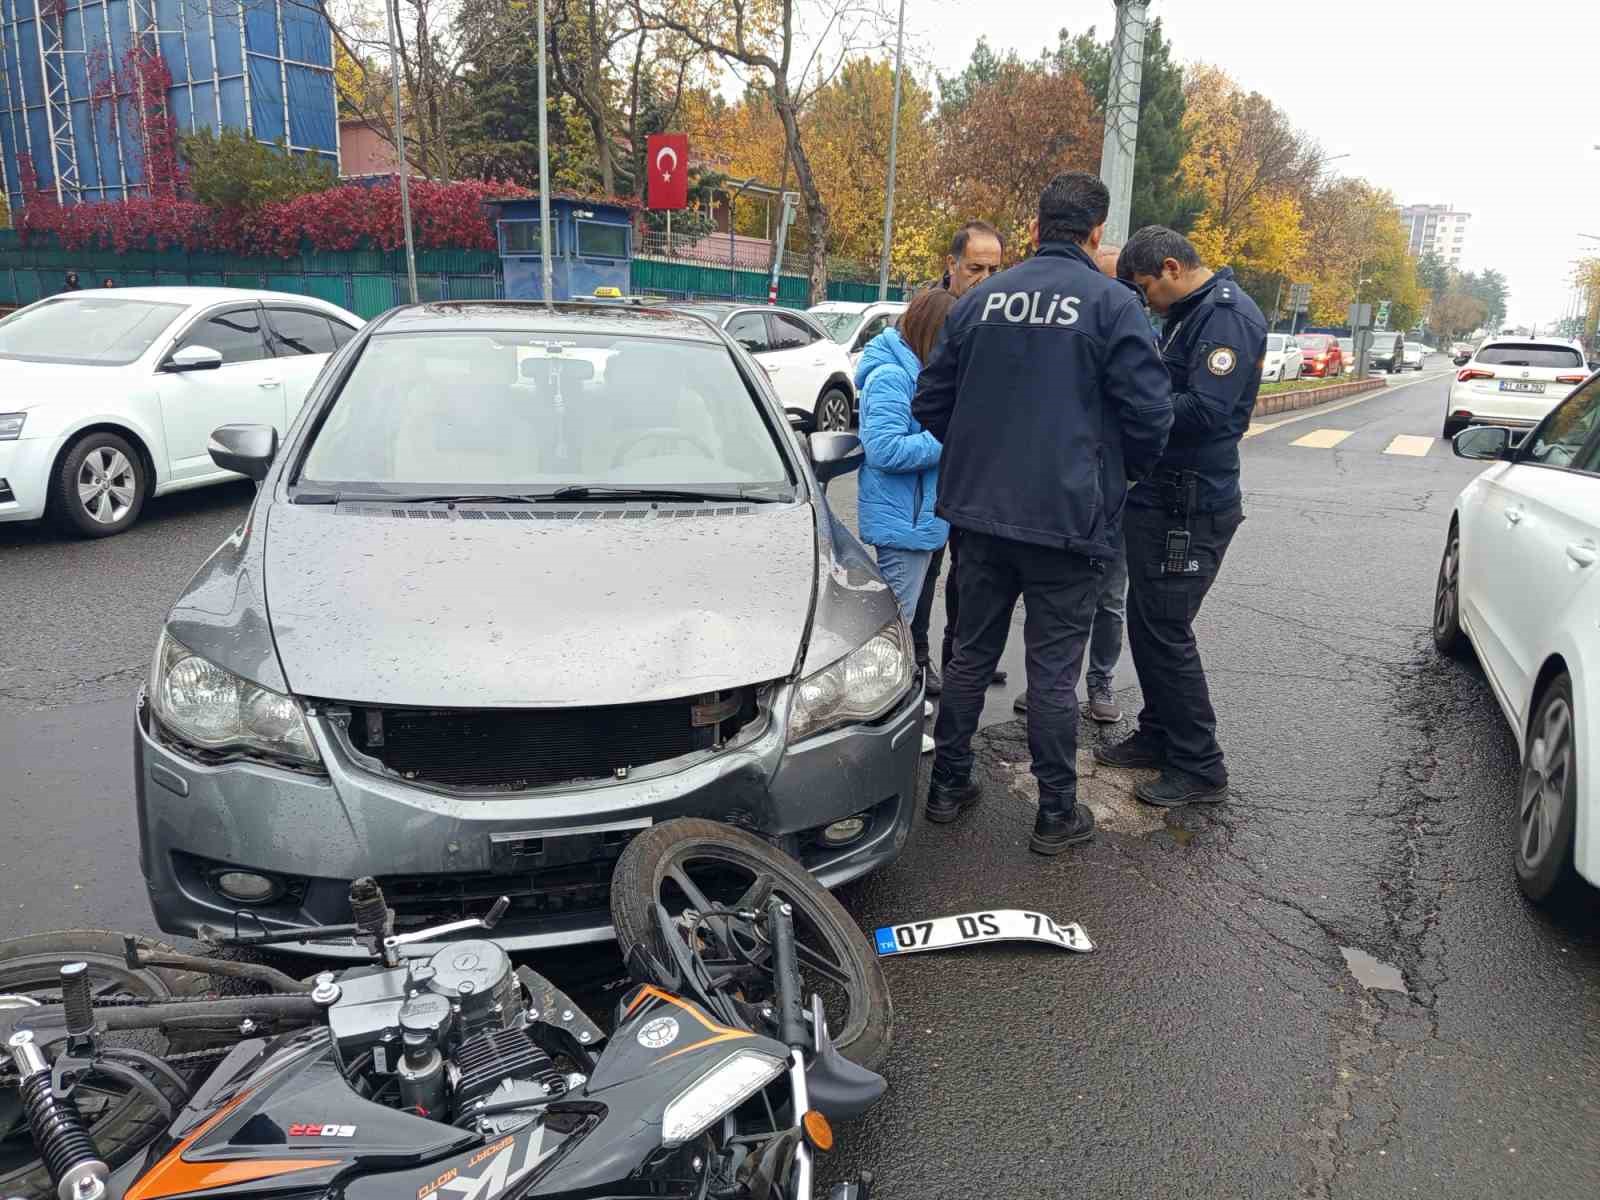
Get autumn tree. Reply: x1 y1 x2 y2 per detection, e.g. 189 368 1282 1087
1430 289 1487 342
1458 268 1509 330
638 0 895 302
934 49 1101 255
0 190 9 230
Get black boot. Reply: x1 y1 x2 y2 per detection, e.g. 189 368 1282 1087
1093 731 1169 769
926 772 982 824
1029 804 1095 855
921 660 943 697
1134 769 1227 808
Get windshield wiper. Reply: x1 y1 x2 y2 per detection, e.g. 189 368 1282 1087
543 485 787 503
292 491 539 506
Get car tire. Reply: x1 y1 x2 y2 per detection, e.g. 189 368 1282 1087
817 386 854 432
1432 523 1467 657
1442 418 1466 440
51 430 148 538
1515 674 1581 906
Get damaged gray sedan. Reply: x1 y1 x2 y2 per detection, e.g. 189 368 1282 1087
134 302 921 955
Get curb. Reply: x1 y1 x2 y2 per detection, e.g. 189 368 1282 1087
1252 377 1386 418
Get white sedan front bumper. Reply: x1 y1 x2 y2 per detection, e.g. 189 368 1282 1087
0 435 57 522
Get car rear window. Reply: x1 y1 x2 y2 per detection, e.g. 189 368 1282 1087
300 331 793 492
1370 333 1400 350
1475 344 1584 368
1295 335 1330 349
1266 335 1288 352
0 296 186 365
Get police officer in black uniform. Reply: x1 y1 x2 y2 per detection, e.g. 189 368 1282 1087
1099 225 1267 806
913 173 1173 855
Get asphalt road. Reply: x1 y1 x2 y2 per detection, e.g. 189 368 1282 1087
3 362 1598 1197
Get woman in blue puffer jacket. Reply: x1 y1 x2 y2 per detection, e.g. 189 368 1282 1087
854 286 956 621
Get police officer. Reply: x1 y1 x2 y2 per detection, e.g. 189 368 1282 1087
913 173 1173 855
1099 225 1267 807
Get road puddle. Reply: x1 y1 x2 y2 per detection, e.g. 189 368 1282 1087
1339 946 1408 994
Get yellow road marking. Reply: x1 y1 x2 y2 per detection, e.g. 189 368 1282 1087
1383 434 1434 457
1290 428 1354 449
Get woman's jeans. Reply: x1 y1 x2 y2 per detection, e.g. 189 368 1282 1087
873 546 935 624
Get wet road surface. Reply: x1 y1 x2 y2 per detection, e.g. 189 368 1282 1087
3 365 1597 1196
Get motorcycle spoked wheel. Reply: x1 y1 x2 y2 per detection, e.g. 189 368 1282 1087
0 931 215 1200
610 819 893 1070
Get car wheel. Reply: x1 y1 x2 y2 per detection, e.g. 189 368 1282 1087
1432 523 1467 656
817 386 854 432
51 431 147 538
1442 418 1467 441
1515 674 1580 905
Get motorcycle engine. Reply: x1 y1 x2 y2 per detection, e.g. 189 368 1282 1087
419 939 519 1038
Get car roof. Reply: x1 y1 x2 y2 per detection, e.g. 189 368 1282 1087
1478 335 1578 347
374 300 725 342
49 286 350 309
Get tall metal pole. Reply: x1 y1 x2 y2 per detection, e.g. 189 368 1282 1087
1098 0 1148 246
385 0 418 304
876 0 906 300
535 0 554 308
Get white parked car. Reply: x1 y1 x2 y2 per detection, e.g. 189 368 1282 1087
1442 336 1591 439
680 303 857 431
1433 374 1600 902
1402 341 1427 370
1261 333 1304 383
807 300 908 368
0 288 363 537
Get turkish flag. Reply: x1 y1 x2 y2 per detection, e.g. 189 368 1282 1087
646 133 689 211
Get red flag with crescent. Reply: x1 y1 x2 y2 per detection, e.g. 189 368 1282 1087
646 133 689 211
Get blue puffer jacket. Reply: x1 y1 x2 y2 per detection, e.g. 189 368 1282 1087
854 328 949 551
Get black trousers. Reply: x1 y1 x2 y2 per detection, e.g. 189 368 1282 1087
931 531 1101 810
910 543 944 665
1122 502 1244 787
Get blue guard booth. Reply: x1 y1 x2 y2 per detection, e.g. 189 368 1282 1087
487 197 634 302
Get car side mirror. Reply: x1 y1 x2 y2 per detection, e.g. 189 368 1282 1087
1452 425 1510 462
209 423 279 482
164 344 224 373
809 431 864 484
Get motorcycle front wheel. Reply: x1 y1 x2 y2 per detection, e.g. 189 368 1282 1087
0 931 213 1200
610 819 893 1070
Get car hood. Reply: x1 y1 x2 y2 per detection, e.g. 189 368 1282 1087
0 358 130 409
262 500 818 707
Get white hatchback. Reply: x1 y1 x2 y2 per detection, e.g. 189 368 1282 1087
807 300 908 369
679 303 857 431
1261 333 1304 383
1433 372 1600 903
1442 336 1590 440
0 288 363 536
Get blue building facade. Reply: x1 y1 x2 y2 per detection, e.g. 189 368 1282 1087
490 196 633 302
0 0 337 210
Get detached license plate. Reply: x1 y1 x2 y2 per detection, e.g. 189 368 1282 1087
1499 380 1545 394
873 909 1094 956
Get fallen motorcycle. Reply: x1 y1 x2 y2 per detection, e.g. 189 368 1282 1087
0 819 889 1200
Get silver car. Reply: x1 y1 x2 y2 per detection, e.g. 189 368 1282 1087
135 302 921 956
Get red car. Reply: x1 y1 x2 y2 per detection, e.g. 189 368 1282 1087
1294 333 1344 377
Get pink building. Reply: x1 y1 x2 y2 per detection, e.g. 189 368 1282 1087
339 119 401 177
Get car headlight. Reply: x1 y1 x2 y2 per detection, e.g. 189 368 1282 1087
662 1049 788 1147
0 413 24 441
787 619 914 742
150 631 320 766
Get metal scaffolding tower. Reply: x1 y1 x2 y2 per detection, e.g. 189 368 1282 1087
1098 0 1149 247
34 0 82 204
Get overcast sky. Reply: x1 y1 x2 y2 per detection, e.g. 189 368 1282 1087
911 0 1597 327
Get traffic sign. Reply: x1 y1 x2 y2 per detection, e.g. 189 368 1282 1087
1376 300 1392 328
1347 302 1372 328
1288 283 1312 312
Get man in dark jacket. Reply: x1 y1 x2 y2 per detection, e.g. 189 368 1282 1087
1098 225 1267 807
913 172 1173 854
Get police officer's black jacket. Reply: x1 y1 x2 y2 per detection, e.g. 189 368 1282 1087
911 240 1173 561
1128 267 1268 514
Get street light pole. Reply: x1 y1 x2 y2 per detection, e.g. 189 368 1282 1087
535 0 555 309
1098 0 1149 246
385 0 418 304
876 0 906 301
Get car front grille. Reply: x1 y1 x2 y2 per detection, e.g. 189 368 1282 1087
344 690 758 791
379 860 619 929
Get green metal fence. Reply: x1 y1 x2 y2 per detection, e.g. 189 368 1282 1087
0 230 904 313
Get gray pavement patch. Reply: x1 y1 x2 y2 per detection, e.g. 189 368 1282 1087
1340 945 1409 993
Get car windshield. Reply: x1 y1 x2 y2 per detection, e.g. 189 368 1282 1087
810 309 866 342
1476 343 1584 368
1371 333 1400 349
298 331 794 495
1295 335 1327 349
1266 335 1288 352
0 296 186 366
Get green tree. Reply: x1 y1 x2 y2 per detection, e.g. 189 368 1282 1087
1459 268 1508 330
1414 250 1451 295
181 129 337 210
1050 18 1201 233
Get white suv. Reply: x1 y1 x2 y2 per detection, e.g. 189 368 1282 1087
1443 337 1592 440
679 304 857 431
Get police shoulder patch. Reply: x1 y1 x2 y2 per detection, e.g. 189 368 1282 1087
1207 346 1238 376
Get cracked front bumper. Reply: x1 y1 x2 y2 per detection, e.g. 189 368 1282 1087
135 683 920 957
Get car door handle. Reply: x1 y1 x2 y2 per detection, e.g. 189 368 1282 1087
1504 506 1522 525
1566 541 1598 567
258 379 282 388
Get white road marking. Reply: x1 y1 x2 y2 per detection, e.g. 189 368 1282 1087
1243 369 1455 439
1291 428 1354 449
1383 435 1435 457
